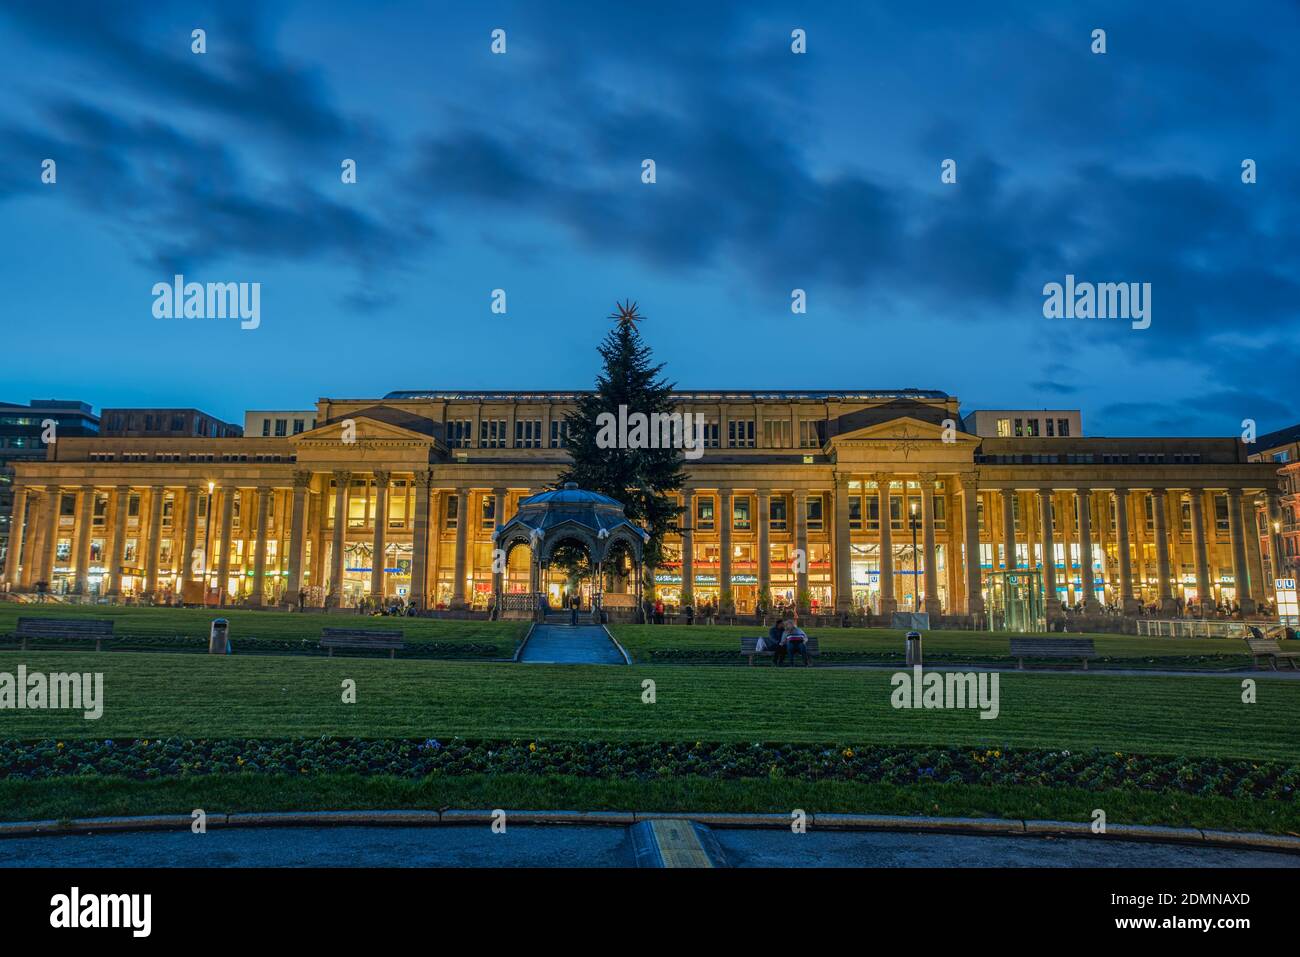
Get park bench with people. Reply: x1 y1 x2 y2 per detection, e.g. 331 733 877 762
13 617 114 652
740 635 820 666
1245 637 1300 671
318 627 406 659
1008 637 1097 670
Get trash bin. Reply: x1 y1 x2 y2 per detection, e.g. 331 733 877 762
209 618 229 655
905 630 923 667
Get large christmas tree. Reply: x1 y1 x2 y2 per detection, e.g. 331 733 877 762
557 302 686 588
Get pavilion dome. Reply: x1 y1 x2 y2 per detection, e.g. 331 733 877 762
495 482 649 564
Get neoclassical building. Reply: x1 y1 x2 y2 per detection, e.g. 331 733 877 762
0 389 1283 621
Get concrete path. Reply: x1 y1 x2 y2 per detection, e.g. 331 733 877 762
0 825 1292 868
518 625 626 664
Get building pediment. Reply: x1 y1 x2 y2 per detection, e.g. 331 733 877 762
829 415 979 467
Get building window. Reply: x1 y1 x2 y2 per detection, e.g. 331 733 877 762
447 420 472 448
293 419 305 434
274 419 287 437
799 420 823 448
996 418 1011 437
849 493 862 530
1214 493 1230 533
261 420 270 437
516 418 542 449
481 494 496 528
733 496 751 531
763 418 791 448
806 494 824 532
445 494 458 530
1026 419 1040 437
550 419 570 448
1057 418 1070 437
480 419 507 448
700 419 720 448
727 419 754 448
770 496 787 531
696 496 715 531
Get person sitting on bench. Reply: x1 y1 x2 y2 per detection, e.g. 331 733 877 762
765 618 789 666
782 621 810 666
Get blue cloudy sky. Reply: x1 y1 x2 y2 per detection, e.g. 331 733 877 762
1 0 1297 436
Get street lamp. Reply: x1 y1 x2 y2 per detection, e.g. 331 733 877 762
909 500 921 613
203 481 214 607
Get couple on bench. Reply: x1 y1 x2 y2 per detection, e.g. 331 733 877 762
759 618 811 666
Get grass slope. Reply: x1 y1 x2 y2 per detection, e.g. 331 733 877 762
1 651 1294 761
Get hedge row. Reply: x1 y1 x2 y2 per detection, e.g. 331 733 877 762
0 635 502 658
3 737 1294 801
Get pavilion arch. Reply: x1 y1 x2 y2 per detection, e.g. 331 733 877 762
492 483 650 621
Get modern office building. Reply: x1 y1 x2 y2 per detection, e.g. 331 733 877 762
0 399 99 569
245 411 318 438
1 388 1280 622
962 410 1083 439
99 408 242 439
1248 423 1300 582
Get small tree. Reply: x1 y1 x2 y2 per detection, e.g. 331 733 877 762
558 302 686 587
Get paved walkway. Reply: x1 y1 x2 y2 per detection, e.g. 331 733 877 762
518 625 626 664
0 825 1291 868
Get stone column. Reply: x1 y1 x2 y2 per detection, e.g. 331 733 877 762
876 474 897 615
1152 489 1175 613
181 486 199 586
73 487 94 594
1266 490 1286 586
217 486 235 607
833 476 852 612
1114 488 1137 613
794 488 810 610
450 488 469 609
106 485 130 597
3 487 27 587
1188 488 1211 614
327 470 350 607
757 489 771 609
285 472 310 606
410 471 432 610
38 487 59 585
1038 489 1058 616
681 489 695 601
1244 493 1267 606
252 487 271 606
719 488 733 609
144 485 165 598
1077 489 1099 612
490 485 506 606
1227 488 1254 614
920 473 940 617
1001 488 1018 570
371 471 391 598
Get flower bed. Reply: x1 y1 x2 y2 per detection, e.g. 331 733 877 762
1 737 1293 801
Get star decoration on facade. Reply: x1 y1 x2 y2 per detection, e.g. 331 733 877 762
890 426 924 459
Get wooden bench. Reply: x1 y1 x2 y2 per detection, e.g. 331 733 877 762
740 635 820 666
319 628 405 659
1245 637 1300 671
14 617 114 652
1008 637 1097 670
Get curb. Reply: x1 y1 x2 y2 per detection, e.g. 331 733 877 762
1 809 1296 853
511 623 537 662
601 625 633 665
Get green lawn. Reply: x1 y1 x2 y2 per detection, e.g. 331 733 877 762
0 603 528 656
611 624 1256 668
2 651 1294 761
